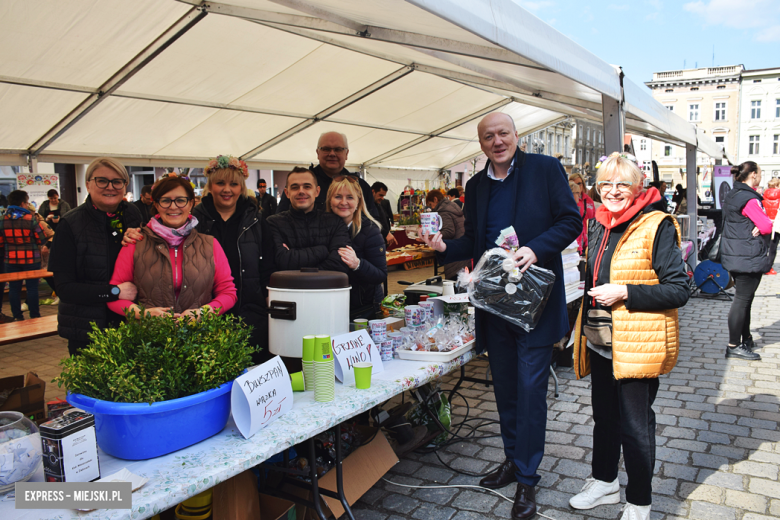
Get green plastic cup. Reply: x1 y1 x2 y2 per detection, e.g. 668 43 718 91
353 362 372 389
353 319 368 330
314 335 332 361
290 371 305 392
302 335 316 362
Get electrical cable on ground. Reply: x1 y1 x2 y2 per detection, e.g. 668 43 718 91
381 479 561 520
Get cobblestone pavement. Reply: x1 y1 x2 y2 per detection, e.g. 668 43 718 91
353 271 780 520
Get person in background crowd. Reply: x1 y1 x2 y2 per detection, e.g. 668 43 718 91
0 192 9 321
256 178 277 216
0 190 45 322
268 167 351 273
123 156 275 363
193 194 202 206
721 162 775 361
424 189 469 280
569 172 596 255
38 189 72 232
422 112 581 520
327 176 387 319
108 175 236 321
588 183 602 205
49 157 142 356
277 132 380 220
132 184 155 225
371 182 397 249
33 212 57 305
763 177 780 276
457 185 465 205
447 188 463 209
569 153 689 520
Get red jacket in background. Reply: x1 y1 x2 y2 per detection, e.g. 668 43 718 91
576 192 596 254
763 188 780 220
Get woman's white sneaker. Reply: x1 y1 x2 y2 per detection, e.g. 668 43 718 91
620 503 651 520
569 477 620 510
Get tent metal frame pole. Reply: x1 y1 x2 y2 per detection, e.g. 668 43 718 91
362 98 512 166
241 66 413 160
686 143 699 269
27 6 208 157
601 94 625 156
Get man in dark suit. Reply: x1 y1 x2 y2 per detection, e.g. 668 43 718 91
371 181 398 248
276 131 380 220
422 112 581 519
132 184 154 225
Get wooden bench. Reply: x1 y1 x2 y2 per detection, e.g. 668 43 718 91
0 269 53 283
0 315 59 345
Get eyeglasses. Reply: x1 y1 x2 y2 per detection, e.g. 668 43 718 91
319 147 347 154
91 177 127 189
157 197 192 208
597 181 633 192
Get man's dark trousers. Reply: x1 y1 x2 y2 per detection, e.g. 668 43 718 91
483 311 553 486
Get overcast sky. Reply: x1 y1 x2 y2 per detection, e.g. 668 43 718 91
518 0 780 91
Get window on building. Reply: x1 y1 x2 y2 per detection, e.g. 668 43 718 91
640 140 647 151
586 128 590 141
691 87 699 91
714 102 726 121
666 105 674 112
556 134 561 154
599 131 602 144
776 99 779 118
689 104 699 121
717 85 726 89
548 134 553 155
751 100 761 119
774 135 779 155
754 79 762 83
664 145 672 157
665 89 673 93
749 135 760 155
586 150 590 166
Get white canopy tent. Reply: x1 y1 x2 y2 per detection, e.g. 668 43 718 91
0 0 719 261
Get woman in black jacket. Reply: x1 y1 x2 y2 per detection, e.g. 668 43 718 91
326 176 387 319
720 161 774 361
49 157 142 356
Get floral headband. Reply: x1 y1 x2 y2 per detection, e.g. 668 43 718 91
596 151 639 169
160 170 195 188
204 155 249 178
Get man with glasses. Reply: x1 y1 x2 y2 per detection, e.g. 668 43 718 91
256 178 277 216
422 112 581 520
277 131 379 219
133 184 155 225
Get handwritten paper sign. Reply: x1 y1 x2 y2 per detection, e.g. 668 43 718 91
429 293 470 317
331 329 384 385
231 356 293 439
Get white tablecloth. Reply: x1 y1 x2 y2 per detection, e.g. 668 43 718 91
0 351 476 520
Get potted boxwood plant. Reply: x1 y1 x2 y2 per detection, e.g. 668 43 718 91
56 309 255 460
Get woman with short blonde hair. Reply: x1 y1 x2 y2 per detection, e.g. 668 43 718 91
569 153 689 520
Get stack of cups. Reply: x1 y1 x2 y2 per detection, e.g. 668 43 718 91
419 301 434 323
380 340 394 361
313 335 335 402
388 332 403 357
301 335 315 391
405 305 423 327
369 319 387 344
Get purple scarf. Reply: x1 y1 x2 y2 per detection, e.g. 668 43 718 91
147 215 199 247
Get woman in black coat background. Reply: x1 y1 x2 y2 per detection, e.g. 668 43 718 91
326 175 387 319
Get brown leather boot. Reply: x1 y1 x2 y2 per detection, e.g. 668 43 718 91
512 482 537 519
479 459 518 489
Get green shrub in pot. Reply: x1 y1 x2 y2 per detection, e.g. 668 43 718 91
55 309 256 404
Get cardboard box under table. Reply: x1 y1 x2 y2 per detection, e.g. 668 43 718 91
0 372 46 423
261 426 397 520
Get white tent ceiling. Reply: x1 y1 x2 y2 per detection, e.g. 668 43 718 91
0 0 724 171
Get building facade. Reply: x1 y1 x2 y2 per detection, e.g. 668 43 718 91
646 65 743 200
738 67 780 180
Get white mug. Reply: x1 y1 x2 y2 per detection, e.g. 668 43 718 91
421 212 443 235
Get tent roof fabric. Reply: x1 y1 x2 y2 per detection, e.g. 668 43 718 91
0 0 723 170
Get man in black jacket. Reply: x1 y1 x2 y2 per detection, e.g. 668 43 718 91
277 132 380 220
132 184 154 225
371 182 397 248
267 167 351 272
256 178 277 216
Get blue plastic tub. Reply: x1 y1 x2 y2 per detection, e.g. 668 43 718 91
67 380 234 460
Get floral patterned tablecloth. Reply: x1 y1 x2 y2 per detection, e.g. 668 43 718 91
1 350 476 520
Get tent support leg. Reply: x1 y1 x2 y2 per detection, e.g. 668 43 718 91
686 143 699 269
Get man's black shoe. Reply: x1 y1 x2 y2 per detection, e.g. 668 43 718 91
479 459 518 489
511 482 537 519
726 344 761 361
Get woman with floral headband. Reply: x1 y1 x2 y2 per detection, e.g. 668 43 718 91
125 156 275 364
108 175 236 321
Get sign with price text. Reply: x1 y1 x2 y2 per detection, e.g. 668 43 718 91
231 356 293 439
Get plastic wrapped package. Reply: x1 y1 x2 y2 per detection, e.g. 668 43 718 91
459 247 556 332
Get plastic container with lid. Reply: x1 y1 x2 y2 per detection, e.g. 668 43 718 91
268 269 350 358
